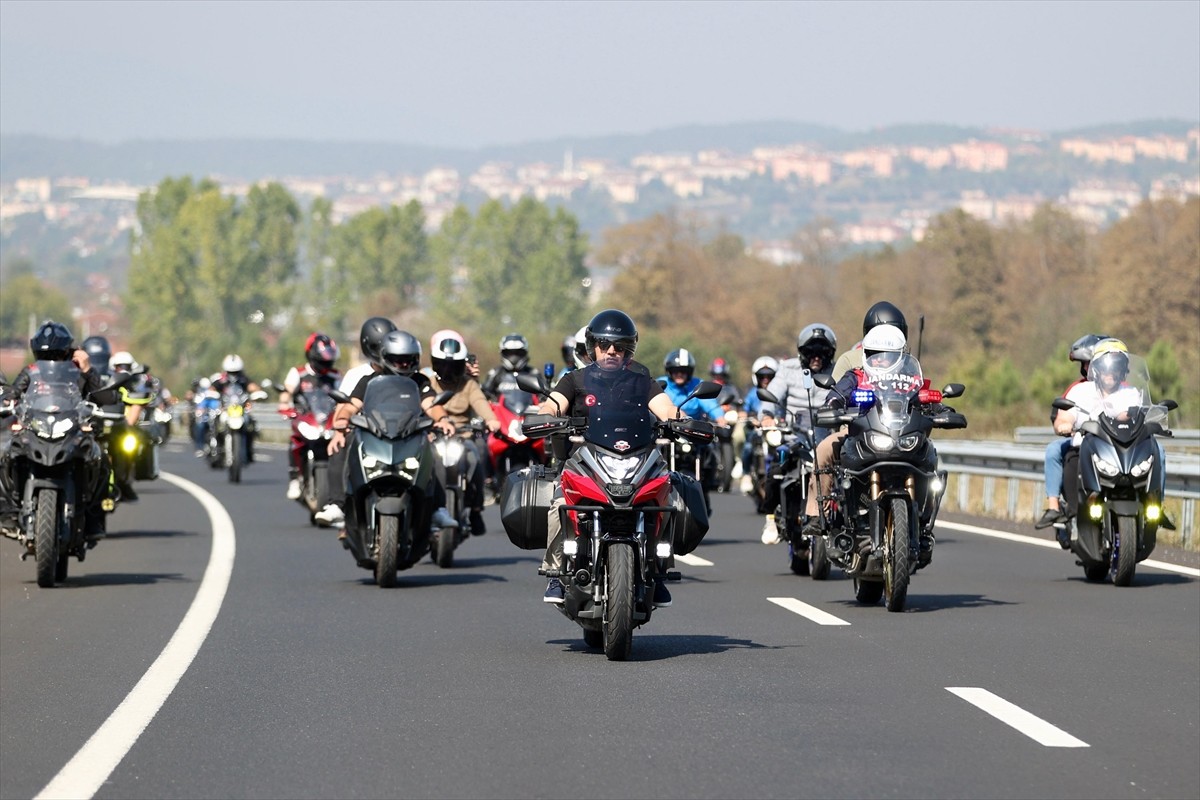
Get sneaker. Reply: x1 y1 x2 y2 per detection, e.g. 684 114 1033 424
469 509 486 536
286 478 302 500
431 507 458 529
761 515 780 545
652 579 672 608
543 578 565 604
194 449 206 458
314 504 345 524
1035 508 1064 529
801 518 822 538
740 474 754 494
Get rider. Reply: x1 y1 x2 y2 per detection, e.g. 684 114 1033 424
210 354 265 464
481 332 538 401
278 332 343 501
660 349 727 501
81 335 113 380
108 350 156 501
831 301 907 380
427 329 502 536
1035 333 1109 533
740 356 779 493
535 309 687 606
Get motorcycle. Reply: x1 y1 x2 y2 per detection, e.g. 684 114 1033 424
812 354 965 611
1050 351 1175 586
487 389 547 498
0 362 134 587
429 422 488 568
337 377 444 587
754 388 823 577
107 372 162 495
281 380 337 525
207 384 267 482
514 371 718 661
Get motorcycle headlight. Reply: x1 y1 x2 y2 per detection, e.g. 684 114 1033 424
297 421 324 440
120 432 139 453
28 415 74 439
507 420 526 441
897 434 921 451
765 429 783 448
1130 455 1154 478
440 437 466 467
1091 453 1121 478
598 454 639 481
868 432 895 452
724 409 739 424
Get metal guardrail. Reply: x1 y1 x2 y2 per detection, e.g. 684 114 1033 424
1014 427 1200 452
935 439 1199 545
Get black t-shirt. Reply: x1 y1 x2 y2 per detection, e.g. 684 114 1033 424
351 370 435 403
551 360 662 421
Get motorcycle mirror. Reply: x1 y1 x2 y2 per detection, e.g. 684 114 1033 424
329 390 351 404
941 383 966 399
812 373 835 390
1051 397 1075 411
688 380 723 401
756 387 780 404
515 373 548 396
1162 399 1179 411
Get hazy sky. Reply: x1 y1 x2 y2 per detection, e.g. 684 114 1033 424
2 0 1197 147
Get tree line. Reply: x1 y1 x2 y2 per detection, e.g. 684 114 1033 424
1 176 1195 434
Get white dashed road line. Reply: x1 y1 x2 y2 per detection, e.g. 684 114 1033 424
767 596 852 625
947 687 1089 748
676 553 713 566
35 472 236 800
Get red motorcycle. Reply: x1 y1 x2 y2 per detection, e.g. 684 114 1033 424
281 380 337 525
487 389 546 496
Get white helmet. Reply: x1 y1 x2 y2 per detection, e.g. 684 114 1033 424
430 330 468 362
751 356 779 380
572 326 591 369
861 324 906 375
109 350 135 372
222 354 245 373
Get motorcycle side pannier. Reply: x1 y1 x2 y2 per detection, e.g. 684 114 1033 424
668 471 709 555
501 464 556 550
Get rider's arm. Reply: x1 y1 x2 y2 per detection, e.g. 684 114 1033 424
650 392 680 421
465 381 501 431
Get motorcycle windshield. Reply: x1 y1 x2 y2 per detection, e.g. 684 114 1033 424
298 387 337 420
21 361 86 416
502 389 535 416
580 366 657 452
1084 353 1166 428
360 376 427 438
865 353 924 433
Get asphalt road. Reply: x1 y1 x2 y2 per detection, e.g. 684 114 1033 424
1 440 1197 800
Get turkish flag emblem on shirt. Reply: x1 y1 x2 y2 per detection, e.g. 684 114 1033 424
584 394 597 407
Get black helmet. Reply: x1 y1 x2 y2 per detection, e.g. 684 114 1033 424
561 334 576 367
797 323 837 365
584 309 638 357
81 335 112 377
359 317 397 366
863 301 907 339
30 320 75 361
380 330 422 376
664 348 696 381
498 332 530 371
305 332 340 374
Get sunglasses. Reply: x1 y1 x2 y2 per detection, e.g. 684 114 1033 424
595 340 632 354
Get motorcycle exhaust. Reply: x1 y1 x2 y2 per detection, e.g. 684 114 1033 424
574 568 592 587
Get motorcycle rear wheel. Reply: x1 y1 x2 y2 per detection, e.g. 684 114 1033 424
1112 516 1138 587
810 534 831 580
789 541 810 576
854 578 884 605
375 516 399 588
35 488 59 588
1082 561 1109 582
603 545 635 661
884 498 911 612
434 526 456 568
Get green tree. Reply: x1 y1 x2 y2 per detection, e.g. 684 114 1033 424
0 273 73 349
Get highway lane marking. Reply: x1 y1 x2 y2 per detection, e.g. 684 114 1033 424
937 520 1200 578
767 597 852 625
946 687 1089 748
35 472 236 800
676 553 713 566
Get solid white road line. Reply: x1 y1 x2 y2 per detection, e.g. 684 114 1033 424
937 520 1200 578
676 553 713 566
767 596 852 626
946 687 1089 748
35 472 236 800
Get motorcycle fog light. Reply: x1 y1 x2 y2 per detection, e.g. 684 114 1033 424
121 434 139 454
930 476 944 494
1088 502 1104 521
655 541 672 559
562 539 579 557
1130 455 1154 478
1145 504 1162 523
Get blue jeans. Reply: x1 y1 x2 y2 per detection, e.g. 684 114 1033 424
1043 439 1070 501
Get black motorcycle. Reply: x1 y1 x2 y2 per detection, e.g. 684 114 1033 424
813 355 965 611
207 384 267 482
1050 351 1175 586
338 377 444 587
0 362 134 587
429 423 486 568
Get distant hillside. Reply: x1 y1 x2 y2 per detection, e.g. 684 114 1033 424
1 119 1193 183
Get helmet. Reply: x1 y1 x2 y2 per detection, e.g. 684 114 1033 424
498 333 530 371
30 320 74 361
1089 338 1129 383
222 354 245 374
572 326 591 369
751 356 779 382
664 348 696 381
81 336 112 375
561 334 576 367
709 357 730 378
359 317 398 366
861 323 907 374
797 323 837 364
863 301 908 339
305 332 339 374
110 350 136 373
380 330 422 376
431 329 468 381
584 309 638 358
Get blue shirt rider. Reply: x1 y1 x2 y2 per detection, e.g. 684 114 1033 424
657 349 724 423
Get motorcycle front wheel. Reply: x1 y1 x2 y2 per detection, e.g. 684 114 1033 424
810 534 831 580
227 434 242 483
35 488 59 588
375 515 399 588
434 525 456 568
884 497 911 612
1111 516 1138 587
603 545 635 661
